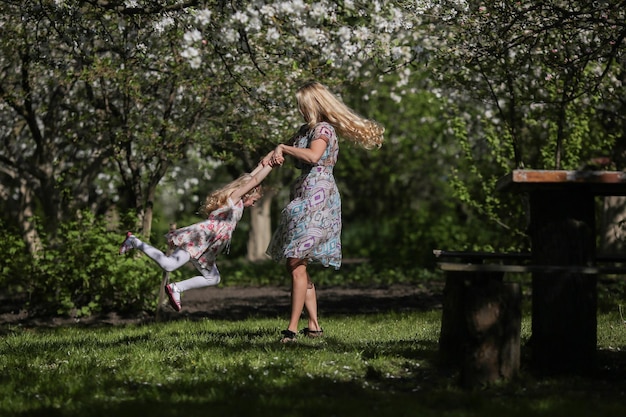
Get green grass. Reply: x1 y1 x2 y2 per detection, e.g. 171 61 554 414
1 308 626 417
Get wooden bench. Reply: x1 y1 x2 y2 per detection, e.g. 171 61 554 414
438 262 626 274
433 249 531 262
434 249 626 274
433 249 626 387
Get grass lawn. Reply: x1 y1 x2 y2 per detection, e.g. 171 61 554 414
1 306 625 417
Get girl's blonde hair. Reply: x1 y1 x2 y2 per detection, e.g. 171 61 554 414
296 81 385 149
198 174 263 218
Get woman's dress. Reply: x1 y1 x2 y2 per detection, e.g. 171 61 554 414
267 122 342 269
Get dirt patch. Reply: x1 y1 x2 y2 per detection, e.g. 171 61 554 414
0 282 444 328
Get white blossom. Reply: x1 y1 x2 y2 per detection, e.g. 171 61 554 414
265 27 280 42
154 16 174 33
232 11 249 25
194 9 212 25
183 30 202 44
222 28 240 44
299 27 321 45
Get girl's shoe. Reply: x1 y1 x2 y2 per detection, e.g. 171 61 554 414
165 283 182 312
301 328 324 338
118 232 136 254
280 329 297 343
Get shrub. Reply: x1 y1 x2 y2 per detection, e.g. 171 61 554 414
0 219 29 292
5 213 159 317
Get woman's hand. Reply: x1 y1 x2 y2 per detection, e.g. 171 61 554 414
269 145 284 167
261 145 284 167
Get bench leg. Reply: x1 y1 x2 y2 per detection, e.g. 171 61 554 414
529 193 597 373
439 272 521 387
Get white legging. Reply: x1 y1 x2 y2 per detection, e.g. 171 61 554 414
135 239 221 291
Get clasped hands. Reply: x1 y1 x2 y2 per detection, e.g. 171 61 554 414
262 145 285 167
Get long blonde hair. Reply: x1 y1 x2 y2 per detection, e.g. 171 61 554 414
198 174 263 218
296 81 385 149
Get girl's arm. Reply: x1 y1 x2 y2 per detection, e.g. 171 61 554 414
249 163 265 176
229 164 273 202
260 148 283 167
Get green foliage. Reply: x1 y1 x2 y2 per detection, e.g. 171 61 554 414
446 116 530 251
0 219 28 289
598 278 626 312
433 0 624 170
3 213 159 317
218 258 442 288
330 75 516 264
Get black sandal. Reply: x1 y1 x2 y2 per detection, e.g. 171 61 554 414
280 329 297 343
301 328 324 338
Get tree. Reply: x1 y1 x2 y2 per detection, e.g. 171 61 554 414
0 2 117 253
417 0 626 248
1 0 434 255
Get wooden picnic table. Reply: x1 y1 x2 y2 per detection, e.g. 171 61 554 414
496 169 626 373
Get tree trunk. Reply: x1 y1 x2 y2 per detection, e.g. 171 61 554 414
18 178 43 257
141 191 155 240
247 189 275 262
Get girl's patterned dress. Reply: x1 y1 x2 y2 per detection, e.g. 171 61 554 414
267 122 342 269
165 198 244 272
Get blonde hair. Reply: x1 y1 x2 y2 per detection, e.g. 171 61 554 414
296 81 385 149
198 174 263 218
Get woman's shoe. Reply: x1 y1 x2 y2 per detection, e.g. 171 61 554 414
280 329 297 343
301 328 324 338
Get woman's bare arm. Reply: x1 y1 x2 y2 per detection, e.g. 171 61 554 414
273 137 328 165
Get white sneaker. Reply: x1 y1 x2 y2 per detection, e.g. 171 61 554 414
165 283 182 312
118 232 136 254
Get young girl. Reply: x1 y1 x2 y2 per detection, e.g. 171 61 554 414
119 164 273 312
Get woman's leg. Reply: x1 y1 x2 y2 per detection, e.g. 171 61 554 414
304 277 321 332
285 258 321 334
286 258 308 334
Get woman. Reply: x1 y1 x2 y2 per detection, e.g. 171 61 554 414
264 81 384 342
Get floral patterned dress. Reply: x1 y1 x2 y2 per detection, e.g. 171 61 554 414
166 198 244 271
267 122 342 269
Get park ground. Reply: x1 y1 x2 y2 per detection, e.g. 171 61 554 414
0 282 445 327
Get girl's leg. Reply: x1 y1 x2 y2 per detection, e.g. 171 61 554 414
174 264 221 291
166 264 221 312
130 236 191 272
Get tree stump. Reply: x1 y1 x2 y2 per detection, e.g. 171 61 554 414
439 271 521 388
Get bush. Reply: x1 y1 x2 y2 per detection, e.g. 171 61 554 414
0 220 29 292
218 258 442 288
2 213 159 317
1 213 446 318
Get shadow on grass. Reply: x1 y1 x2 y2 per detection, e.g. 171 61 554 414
4 282 626 417
158 283 444 323
8 328 626 417
12 354 626 417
